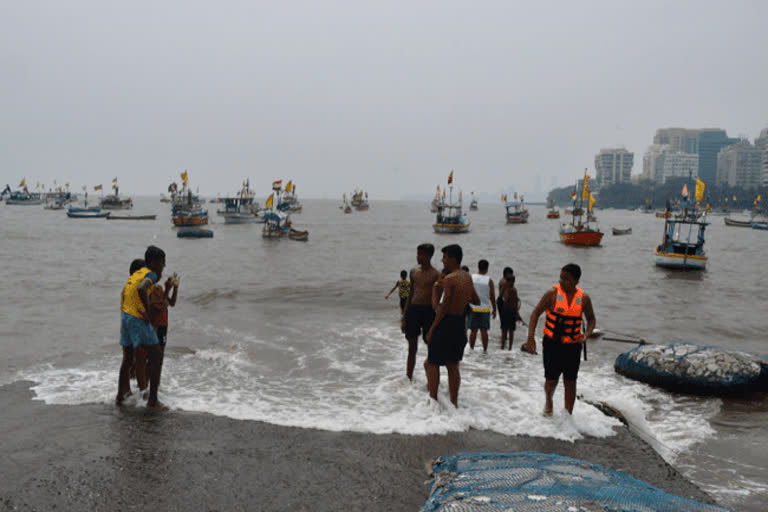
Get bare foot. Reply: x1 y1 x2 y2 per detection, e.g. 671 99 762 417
115 391 131 405
542 406 553 417
146 400 168 411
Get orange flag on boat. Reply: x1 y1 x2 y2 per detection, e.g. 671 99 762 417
447 170 453 185
695 178 705 202
94 184 103 191
265 193 274 209
682 184 688 197
570 191 576 200
19 178 25 187
112 177 118 183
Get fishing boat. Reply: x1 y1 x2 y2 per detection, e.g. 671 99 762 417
724 217 752 227
99 178 133 209
341 193 352 214
279 180 303 213
262 182 309 240
170 172 209 227
546 198 560 218
612 227 632 236
469 192 478 211
559 170 602 246
430 186 444 213
67 192 110 218
503 192 529 223
639 198 654 214
654 178 708 270
433 171 470 234
160 193 171 203
350 189 369 211
2 181 43 205
217 180 263 224
751 220 768 230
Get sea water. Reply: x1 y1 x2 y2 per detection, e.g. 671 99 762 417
0 197 766 511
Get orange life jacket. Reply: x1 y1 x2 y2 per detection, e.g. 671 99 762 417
542 283 584 344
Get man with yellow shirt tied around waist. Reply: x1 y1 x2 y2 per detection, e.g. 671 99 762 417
467 259 496 353
116 245 167 409
525 263 595 416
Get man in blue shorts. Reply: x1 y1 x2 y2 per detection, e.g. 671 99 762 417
116 245 167 409
401 244 440 381
467 259 496 353
525 263 595 415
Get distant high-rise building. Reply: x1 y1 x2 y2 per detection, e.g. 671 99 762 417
641 144 669 182
653 128 701 153
717 140 763 189
755 128 768 187
655 151 698 184
698 129 739 184
594 148 633 187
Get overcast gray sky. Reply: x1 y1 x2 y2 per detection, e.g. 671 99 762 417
2 0 767 200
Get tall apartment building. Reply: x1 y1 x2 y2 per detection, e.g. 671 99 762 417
698 129 739 184
594 148 633 187
653 128 701 153
654 151 699 184
716 140 763 189
641 144 669 182
755 128 768 187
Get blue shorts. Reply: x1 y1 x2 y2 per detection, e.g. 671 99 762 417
120 312 159 348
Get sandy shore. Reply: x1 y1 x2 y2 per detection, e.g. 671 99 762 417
0 381 715 511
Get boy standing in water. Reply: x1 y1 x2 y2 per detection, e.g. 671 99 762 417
116 245 167 410
145 271 179 391
498 267 522 350
401 244 440 381
467 259 496 353
385 270 410 315
425 244 479 407
525 263 595 415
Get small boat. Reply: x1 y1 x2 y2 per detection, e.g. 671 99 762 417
2 183 43 205
350 189 369 211
433 172 470 234
751 220 768 230
177 228 213 238
430 186 444 213
503 193 529 224
160 194 171 203
279 180 303 213
341 193 353 213
170 174 209 226
217 180 264 224
723 217 752 227
106 214 157 220
469 192 478 211
546 198 560 218
67 208 110 218
559 170 602 246
262 187 308 240
99 179 133 209
288 229 309 241
654 209 708 270
612 227 632 236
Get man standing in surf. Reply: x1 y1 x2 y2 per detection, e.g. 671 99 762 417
425 244 479 407
401 244 440 381
524 263 595 415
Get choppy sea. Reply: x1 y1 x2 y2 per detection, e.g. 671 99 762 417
0 197 766 511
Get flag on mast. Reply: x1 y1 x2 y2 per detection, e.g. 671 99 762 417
447 170 453 185
19 178 26 187
588 193 595 210
265 193 274 209
272 180 282 190
695 178 705 202
112 177 118 183
682 184 689 197
582 172 590 199
94 184 103 191
285 180 293 193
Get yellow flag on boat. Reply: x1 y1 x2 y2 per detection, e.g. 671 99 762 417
447 170 453 185
695 178 705 202
112 177 118 183
502 193 506 202
94 184 103 191
582 173 590 199
588 193 595 210
19 178 25 187
285 180 293 193
266 193 274 209
181 170 188 182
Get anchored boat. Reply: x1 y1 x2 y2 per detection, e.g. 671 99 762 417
217 179 263 224
432 170 470 234
99 178 133 209
170 172 209 227
503 192 529 223
559 169 602 246
654 178 708 270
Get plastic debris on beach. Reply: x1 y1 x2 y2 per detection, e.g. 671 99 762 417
614 343 768 395
421 452 735 512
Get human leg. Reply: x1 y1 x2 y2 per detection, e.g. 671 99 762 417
508 329 514 350
469 328 478 350
544 378 558 415
406 336 418 380
426 363 440 401
144 344 165 409
563 379 577 414
446 363 460 407
480 329 488 352
116 346 134 404
134 346 147 392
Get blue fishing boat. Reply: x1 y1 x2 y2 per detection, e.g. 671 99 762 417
751 220 768 230
67 191 105 215
2 182 42 205
654 178 708 270
217 179 263 224
503 192 529 223
432 170 470 234
262 182 309 240
99 178 133 209
170 172 209 226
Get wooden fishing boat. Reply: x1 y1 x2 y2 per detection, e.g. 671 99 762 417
217 180 263 224
560 170 602 246
723 217 752 227
279 181 303 213
170 174 209 226
106 215 157 220
3 185 42 205
262 187 308 240
350 189 369 211
100 179 133 209
612 227 632 235
430 186 444 213
655 210 708 270
546 198 560 218
433 205 471 233
469 192 478 211
288 229 309 241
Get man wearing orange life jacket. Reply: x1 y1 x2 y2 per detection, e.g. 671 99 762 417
525 263 595 415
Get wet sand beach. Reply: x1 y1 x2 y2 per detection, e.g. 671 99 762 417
0 381 715 512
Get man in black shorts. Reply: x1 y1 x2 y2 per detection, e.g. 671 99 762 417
525 263 595 415
401 244 440 381
425 244 479 407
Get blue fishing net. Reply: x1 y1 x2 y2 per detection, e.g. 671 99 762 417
422 452 734 512
614 343 768 395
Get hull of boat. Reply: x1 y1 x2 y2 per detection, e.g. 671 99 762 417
106 215 157 220
433 221 471 234
173 215 208 226
67 210 111 218
559 230 603 246
506 216 528 224
723 218 751 227
546 212 560 218
752 222 768 230
220 213 264 224
6 199 43 205
654 251 707 269
612 228 632 235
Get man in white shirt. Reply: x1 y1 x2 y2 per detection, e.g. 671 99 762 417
467 259 497 353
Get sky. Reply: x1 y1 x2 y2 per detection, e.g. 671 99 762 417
2 1 767 201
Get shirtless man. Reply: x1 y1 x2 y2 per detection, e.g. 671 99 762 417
401 243 440 381
425 244 480 407
497 267 522 350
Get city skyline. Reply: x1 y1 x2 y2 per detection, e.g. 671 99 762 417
2 1 767 200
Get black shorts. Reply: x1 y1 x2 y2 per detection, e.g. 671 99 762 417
543 336 582 381
405 304 435 341
499 306 517 331
428 315 468 365
156 325 168 346
399 297 407 309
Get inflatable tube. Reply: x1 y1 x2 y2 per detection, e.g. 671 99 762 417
177 228 214 239
615 343 768 395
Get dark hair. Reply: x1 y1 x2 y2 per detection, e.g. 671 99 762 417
400 270 407 279
129 259 145 275
461 265 470 272
441 244 463 265
417 243 435 256
503 266 514 276
562 263 581 281
144 245 166 265
478 259 489 272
